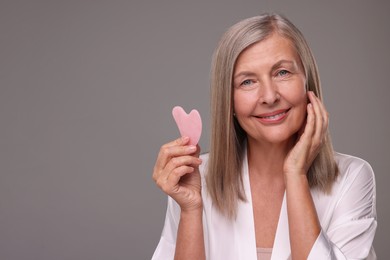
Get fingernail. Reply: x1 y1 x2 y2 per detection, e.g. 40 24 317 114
182 136 189 142
187 145 196 152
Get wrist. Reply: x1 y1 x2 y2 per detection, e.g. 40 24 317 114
180 206 203 220
284 168 307 178
284 173 309 188
180 208 203 223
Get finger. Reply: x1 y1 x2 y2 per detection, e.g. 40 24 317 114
164 136 190 148
310 92 328 127
156 165 194 194
165 165 195 193
309 91 323 140
164 155 202 178
155 137 195 170
154 153 202 183
193 144 201 158
308 92 325 144
153 136 191 180
292 102 315 163
301 101 316 140
314 94 329 135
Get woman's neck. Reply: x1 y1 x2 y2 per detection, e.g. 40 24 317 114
246 137 295 180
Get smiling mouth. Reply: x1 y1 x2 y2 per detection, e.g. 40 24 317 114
255 108 291 122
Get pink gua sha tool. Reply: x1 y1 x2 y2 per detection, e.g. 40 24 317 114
172 106 202 146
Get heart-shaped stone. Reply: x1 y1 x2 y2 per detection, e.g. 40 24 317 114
172 106 202 146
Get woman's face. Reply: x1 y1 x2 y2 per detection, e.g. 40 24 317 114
233 33 307 146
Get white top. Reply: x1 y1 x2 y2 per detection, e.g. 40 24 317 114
152 150 377 259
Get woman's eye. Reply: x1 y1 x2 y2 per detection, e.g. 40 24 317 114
277 70 290 77
241 79 253 86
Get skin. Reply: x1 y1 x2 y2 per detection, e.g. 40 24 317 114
152 137 205 260
153 32 328 259
234 33 327 258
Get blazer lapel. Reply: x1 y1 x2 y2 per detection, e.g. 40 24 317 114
234 148 258 259
271 192 291 259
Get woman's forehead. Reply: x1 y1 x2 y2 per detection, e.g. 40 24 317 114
234 34 300 70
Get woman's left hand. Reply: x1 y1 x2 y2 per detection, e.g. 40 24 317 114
283 91 329 176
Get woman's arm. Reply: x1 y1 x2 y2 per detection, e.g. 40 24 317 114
285 174 321 259
283 91 327 259
175 209 205 260
284 93 377 259
152 137 205 260
310 158 376 259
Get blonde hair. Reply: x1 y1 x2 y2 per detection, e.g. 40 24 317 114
206 13 339 219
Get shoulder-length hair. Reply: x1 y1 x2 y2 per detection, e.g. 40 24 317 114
206 13 339 219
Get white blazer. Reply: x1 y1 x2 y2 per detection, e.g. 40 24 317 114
152 151 377 259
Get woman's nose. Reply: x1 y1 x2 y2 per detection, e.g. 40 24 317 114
258 81 280 105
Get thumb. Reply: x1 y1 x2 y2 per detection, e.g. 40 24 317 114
194 144 201 158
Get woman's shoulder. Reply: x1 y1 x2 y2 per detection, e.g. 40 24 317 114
312 153 376 219
333 152 375 186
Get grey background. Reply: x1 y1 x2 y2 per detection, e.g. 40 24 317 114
1 0 389 259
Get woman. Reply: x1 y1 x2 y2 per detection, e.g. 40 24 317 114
152 13 377 259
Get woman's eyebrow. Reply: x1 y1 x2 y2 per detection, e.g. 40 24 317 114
271 60 296 70
233 71 257 80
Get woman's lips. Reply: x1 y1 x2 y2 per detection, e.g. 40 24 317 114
255 108 290 123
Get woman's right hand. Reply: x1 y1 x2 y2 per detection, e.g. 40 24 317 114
153 136 203 213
